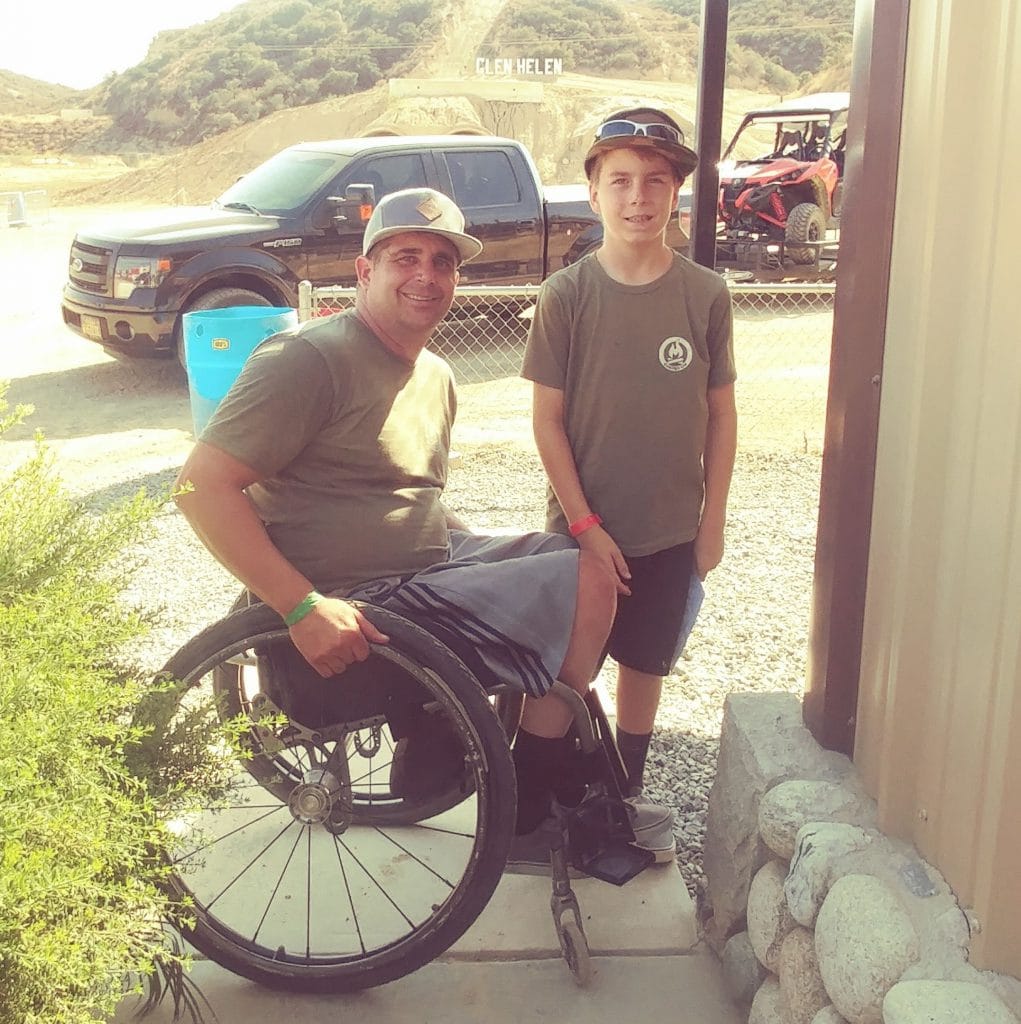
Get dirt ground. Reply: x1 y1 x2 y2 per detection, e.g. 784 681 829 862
0 202 549 497
0 205 197 491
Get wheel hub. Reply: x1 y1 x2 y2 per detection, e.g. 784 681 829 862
288 768 351 829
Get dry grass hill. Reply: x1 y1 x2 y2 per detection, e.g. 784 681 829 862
48 73 783 206
0 0 803 207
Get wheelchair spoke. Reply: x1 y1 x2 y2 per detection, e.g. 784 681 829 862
330 832 366 956
200 818 300 912
373 828 465 889
251 825 306 945
332 835 421 931
172 804 288 864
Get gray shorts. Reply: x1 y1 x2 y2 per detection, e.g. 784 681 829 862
345 530 579 697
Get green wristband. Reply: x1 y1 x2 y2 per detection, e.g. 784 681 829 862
284 590 323 627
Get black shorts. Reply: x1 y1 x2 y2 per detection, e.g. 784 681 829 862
606 541 696 677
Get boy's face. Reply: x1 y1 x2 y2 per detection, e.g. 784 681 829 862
588 148 680 246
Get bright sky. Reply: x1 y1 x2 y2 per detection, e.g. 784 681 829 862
3 1 247 90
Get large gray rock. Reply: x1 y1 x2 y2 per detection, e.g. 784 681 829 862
810 1008 847 1024
704 694 851 940
983 971 1021 1020
779 926 830 1024
749 976 785 1024
747 859 798 972
758 780 874 860
722 930 768 1006
883 979 1018 1023
815 874 920 1023
784 823 873 927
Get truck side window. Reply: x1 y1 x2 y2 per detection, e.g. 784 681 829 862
356 154 428 199
447 152 520 210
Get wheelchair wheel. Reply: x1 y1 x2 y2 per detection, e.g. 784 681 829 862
212 592 477 826
146 601 516 993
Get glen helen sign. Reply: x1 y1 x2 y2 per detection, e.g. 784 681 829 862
474 57 564 76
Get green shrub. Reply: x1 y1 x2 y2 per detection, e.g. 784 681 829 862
0 389 204 1024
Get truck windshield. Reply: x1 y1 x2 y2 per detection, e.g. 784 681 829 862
214 149 351 217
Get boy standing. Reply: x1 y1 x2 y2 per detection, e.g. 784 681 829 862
522 108 738 855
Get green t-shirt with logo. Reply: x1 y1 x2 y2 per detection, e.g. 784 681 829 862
522 253 736 555
202 311 455 591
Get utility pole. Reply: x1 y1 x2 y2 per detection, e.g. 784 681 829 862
691 0 729 269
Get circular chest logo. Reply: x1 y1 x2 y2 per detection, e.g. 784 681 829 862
659 336 693 372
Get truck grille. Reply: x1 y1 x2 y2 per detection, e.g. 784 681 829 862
69 240 112 295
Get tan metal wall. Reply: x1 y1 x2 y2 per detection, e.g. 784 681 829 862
853 0 1021 975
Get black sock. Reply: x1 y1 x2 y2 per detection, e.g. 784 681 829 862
615 727 652 795
550 734 588 809
511 729 556 834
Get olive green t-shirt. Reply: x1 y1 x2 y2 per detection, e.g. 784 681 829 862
201 312 455 591
522 253 736 555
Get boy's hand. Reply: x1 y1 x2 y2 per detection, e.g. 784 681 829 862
578 526 632 596
694 521 725 579
289 597 390 678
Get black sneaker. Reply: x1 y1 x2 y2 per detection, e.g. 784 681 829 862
504 818 583 878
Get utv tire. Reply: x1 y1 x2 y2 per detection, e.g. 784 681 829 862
785 203 828 265
807 176 830 219
829 181 844 226
175 287 273 370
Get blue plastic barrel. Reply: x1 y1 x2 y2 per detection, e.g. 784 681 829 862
183 305 298 436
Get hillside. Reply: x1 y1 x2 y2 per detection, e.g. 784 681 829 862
0 71 82 116
0 0 852 205
0 0 851 155
54 74 785 206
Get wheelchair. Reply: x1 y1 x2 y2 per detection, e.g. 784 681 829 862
141 595 657 994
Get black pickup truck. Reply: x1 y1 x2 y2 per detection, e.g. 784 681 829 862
61 135 690 363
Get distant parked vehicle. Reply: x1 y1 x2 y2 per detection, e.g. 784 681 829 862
716 92 849 277
60 134 688 367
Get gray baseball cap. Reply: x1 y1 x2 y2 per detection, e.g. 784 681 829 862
362 188 483 264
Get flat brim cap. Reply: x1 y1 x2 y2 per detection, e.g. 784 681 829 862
362 187 483 264
584 134 699 180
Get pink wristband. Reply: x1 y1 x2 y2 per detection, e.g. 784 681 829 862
568 513 603 537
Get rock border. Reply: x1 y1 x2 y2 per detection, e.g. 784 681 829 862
703 693 1021 1024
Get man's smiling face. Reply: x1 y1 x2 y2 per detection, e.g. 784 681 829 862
359 231 460 338
589 148 679 246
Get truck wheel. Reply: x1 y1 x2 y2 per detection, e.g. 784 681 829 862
176 288 273 370
785 203 827 265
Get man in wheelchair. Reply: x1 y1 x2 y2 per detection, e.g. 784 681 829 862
174 187 675 875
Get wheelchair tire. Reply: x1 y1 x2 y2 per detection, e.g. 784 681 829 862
146 601 516 993
212 591 478 826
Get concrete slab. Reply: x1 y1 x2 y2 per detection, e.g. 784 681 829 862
449 864 699 959
116 950 741 1024
114 865 732 1024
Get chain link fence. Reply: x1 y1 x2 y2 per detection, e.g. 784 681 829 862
298 280 834 455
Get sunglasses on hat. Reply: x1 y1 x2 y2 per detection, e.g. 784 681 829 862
595 119 685 146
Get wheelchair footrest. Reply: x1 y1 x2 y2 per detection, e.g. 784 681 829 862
564 791 655 886
574 840 656 886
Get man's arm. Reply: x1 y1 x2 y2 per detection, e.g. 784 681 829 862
532 382 631 593
694 382 737 578
442 505 473 532
175 442 387 677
